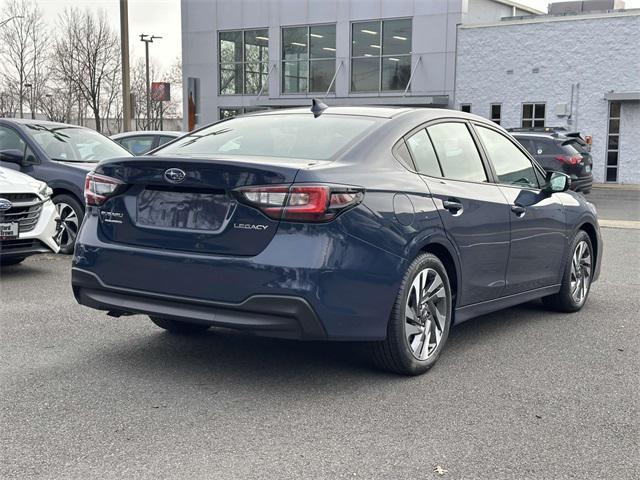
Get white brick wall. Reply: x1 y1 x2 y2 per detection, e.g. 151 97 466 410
618 102 640 184
455 12 640 184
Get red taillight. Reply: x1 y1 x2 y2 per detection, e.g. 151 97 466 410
555 154 582 166
85 172 125 206
233 184 364 222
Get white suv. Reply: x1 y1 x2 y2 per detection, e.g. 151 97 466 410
0 167 59 266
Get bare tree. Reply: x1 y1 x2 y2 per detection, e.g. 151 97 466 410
53 8 120 132
0 0 48 119
0 88 19 118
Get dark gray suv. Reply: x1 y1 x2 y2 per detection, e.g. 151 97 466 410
511 129 593 193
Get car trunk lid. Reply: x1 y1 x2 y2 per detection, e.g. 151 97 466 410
94 156 307 256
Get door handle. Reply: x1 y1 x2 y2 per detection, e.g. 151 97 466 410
511 205 526 216
443 199 463 214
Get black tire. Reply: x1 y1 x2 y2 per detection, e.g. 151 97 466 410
52 194 84 255
370 253 453 376
581 189 591 195
0 257 26 266
542 230 593 313
149 316 210 334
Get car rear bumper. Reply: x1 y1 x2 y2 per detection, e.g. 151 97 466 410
72 268 327 340
570 176 593 192
72 213 407 341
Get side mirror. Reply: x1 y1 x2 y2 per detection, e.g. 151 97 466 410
543 171 571 194
0 149 25 165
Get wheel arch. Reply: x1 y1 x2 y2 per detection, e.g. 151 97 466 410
578 221 599 266
418 240 460 309
51 187 85 212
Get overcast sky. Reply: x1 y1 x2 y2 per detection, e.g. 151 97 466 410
4 0 640 72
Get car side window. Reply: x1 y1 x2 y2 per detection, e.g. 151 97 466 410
476 126 539 189
119 136 155 155
426 122 487 182
157 136 175 147
406 129 442 177
394 140 414 170
0 126 26 152
532 138 561 156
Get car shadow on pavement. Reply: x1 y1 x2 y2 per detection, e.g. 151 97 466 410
82 300 560 387
0 262 54 279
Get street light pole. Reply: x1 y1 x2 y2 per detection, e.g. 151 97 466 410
139 33 162 131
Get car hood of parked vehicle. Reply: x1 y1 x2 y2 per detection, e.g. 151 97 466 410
0 166 47 194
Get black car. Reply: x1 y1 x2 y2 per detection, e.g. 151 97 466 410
0 119 133 253
510 129 593 193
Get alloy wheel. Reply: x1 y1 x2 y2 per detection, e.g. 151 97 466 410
54 202 79 250
570 240 591 305
404 267 448 360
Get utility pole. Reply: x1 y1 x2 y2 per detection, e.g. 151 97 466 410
120 0 131 132
24 83 33 119
139 33 161 131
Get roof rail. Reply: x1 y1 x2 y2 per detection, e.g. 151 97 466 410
506 126 569 133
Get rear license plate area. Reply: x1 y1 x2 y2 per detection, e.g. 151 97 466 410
136 187 229 231
0 222 19 240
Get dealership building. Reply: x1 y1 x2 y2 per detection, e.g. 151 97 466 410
181 0 540 122
455 6 640 184
181 0 639 184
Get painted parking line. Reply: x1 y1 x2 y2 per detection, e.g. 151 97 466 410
599 219 640 230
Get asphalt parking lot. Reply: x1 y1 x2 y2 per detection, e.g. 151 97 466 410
1 201 639 479
588 186 640 222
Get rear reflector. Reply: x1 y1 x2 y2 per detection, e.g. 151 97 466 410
233 184 364 222
85 172 125 206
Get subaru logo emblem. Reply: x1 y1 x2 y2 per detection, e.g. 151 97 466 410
164 168 186 184
0 198 12 212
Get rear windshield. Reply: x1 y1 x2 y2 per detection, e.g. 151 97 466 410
562 139 588 154
559 141 581 155
154 114 380 160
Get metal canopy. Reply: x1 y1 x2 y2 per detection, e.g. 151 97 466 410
604 91 640 102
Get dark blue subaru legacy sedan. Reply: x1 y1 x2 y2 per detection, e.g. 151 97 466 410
72 106 602 375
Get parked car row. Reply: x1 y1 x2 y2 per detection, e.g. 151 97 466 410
0 120 185 261
0 117 595 264
0 119 135 254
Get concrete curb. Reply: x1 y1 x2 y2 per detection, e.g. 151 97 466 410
592 184 640 191
599 219 640 230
